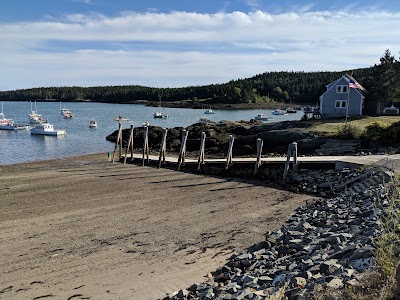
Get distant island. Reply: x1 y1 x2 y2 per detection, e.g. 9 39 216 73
1 50 399 109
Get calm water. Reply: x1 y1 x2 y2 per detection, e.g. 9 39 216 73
0 101 302 165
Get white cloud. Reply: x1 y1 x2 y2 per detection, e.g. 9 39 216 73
0 9 399 90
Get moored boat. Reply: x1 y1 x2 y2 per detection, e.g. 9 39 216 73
286 107 297 113
114 116 131 121
31 123 66 136
0 113 14 128
153 111 168 119
28 101 48 124
0 103 28 130
62 110 74 118
60 102 74 118
254 113 274 121
272 109 288 115
89 118 97 128
154 95 168 119
0 123 30 130
204 107 216 114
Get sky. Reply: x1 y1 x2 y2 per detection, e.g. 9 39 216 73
1 0 399 91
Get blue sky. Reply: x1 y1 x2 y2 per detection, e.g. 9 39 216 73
1 0 399 90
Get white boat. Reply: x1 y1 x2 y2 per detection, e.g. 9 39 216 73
114 116 131 122
204 107 216 114
61 108 74 118
153 95 168 119
1 123 30 130
254 114 274 121
89 118 97 128
0 103 28 130
63 111 74 119
286 107 297 114
29 111 45 124
28 101 47 124
29 111 48 124
142 121 150 126
0 103 14 128
272 109 288 116
60 102 74 118
31 123 66 136
153 111 168 119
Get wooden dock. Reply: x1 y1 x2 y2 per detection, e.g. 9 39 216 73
111 123 400 178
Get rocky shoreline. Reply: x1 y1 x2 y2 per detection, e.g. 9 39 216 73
164 166 394 299
106 120 395 159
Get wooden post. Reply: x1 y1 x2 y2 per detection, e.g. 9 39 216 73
226 135 235 169
197 132 206 170
142 126 149 166
111 122 123 163
158 128 168 168
292 142 298 171
254 138 263 175
124 124 135 165
177 129 188 170
119 124 123 158
283 143 293 180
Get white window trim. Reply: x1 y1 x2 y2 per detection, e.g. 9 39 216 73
336 85 348 93
335 100 347 108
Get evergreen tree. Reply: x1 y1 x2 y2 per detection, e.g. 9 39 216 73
367 49 400 104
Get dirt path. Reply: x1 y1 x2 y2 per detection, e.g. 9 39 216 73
0 154 317 300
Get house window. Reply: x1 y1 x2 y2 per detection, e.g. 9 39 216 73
335 100 347 108
336 85 348 93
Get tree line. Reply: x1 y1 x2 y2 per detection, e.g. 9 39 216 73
1 50 399 106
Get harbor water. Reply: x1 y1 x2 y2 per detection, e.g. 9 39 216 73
0 101 302 165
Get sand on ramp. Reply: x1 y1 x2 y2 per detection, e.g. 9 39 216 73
0 154 317 300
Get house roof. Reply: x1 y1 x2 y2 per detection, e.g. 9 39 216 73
342 73 367 93
324 73 367 93
320 73 367 99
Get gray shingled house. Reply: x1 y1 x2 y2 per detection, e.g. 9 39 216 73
319 74 366 118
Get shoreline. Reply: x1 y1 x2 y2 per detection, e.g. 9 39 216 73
0 99 306 110
0 153 317 300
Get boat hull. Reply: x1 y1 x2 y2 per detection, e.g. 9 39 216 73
255 117 274 121
0 124 30 130
31 130 66 136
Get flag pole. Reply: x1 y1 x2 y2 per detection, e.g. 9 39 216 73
345 84 350 126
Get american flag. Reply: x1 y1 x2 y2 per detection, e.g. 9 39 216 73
349 78 363 89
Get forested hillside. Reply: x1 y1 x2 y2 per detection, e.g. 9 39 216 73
1 50 398 106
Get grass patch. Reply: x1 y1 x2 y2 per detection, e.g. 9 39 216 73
309 116 400 135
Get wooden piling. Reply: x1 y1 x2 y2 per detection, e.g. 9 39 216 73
292 142 298 171
177 129 188 170
283 143 293 180
123 124 135 165
226 135 235 169
254 138 263 175
197 132 206 170
111 122 123 163
158 128 168 168
142 126 149 166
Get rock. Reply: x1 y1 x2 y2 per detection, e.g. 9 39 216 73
164 166 389 300
349 257 374 272
326 278 343 289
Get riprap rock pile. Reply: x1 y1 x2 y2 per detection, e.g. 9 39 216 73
165 168 390 300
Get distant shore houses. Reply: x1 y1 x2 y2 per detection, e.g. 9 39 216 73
319 74 366 118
